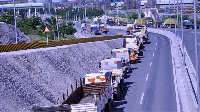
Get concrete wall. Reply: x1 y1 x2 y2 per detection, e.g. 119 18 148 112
0 38 122 112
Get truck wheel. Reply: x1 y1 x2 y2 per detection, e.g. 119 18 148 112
126 31 130 35
120 83 123 91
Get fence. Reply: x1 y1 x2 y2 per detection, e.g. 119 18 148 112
0 35 123 53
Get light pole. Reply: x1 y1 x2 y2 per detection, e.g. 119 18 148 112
193 0 199 111
177 0 180 46
55 8 59 40
180 0 185 64
13 0 17 43
174 0 176 36
169 0 171 28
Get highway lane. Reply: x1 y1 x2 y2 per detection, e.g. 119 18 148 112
163 28 200 71
113 33 177 111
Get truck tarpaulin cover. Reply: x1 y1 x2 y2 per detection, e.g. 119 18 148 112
101 58 121 70
123 38 138 50
112 48 130 62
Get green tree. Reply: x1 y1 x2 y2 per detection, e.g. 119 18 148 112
59 21 77 38
46 16 57 40
141 13 145 18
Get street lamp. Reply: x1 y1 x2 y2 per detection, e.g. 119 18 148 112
13 0 17 43
193 0 199 111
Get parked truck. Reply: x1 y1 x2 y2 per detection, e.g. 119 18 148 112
99 58 125 100
33 72 114 112
122 36 141 63
111 48 131 74
126 23 134 35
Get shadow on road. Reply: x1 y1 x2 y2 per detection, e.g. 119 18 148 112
113 82 135 112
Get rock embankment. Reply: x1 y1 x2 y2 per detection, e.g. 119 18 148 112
0 22 31 44
0 38 122 112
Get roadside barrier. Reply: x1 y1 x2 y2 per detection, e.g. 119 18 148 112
148 28 198 112
0 35 123 53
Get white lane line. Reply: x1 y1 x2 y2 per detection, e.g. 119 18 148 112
146 74 149 81
198 43 200 46
155 47 156 50
150 62 152 66
153 53 155 57
156 43 157 45
140 93 144 104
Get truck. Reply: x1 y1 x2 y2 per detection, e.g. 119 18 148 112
90 24 102 35
135 19 146 25
33 72 114 112
107 18 115 26
134 25 148 43
99 58 125 100
126 23 134 35
183 20 199 29
164 19 176 28
111 48 131 74
99 24 109 34
122 36 141 63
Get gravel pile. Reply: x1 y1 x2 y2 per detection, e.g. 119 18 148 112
0 38 122 112
0 22 31 44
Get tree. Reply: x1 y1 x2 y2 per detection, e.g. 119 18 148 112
46 17 57 40
141 13 145 18
59 21 77 38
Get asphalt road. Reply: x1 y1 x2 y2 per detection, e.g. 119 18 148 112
113 33 177 112
163 28 200 71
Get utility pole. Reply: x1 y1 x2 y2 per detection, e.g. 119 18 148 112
169 0 171 28
180 0 185 64
193 0 199 111
13 0 17 43
55 8 59 40
177 0 180 46
174 0 176 36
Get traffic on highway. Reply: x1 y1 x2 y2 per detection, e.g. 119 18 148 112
0 0 199 112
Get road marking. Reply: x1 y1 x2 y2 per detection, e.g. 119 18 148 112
140 93 144 104
146 74 149 81
156 43 157 45
155 47 156 50
198 43 200 46
153 53 155 57
150 62 152 66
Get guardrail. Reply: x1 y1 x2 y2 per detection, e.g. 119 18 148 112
148 28 198 112
0 35 123 53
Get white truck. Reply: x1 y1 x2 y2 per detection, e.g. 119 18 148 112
122 36 141 63
33 72 114 112
99 58 124 101
111 48 131 74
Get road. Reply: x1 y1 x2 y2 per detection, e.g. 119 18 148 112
113 33 177 111
74 23 126 38
164 28 200 71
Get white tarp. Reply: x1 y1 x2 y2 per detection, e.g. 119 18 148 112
101 58 121 70
112 48 130 62
125 38 139 50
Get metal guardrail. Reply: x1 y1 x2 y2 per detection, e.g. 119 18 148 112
0 35 123 53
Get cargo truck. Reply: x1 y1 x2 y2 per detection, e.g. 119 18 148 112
33 72 114 112
183 20 199 29
99 58 125 101
111 48 131 74
122 36 141 63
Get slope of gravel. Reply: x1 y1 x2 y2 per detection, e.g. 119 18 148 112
0 22 31 44
0 38 122 112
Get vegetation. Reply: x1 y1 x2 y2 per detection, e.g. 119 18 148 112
0 14 77 42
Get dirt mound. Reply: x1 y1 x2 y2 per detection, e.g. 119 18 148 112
0 22 31 44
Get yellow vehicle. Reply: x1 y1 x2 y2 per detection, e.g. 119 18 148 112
164 19 177 28
135 19 146 25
